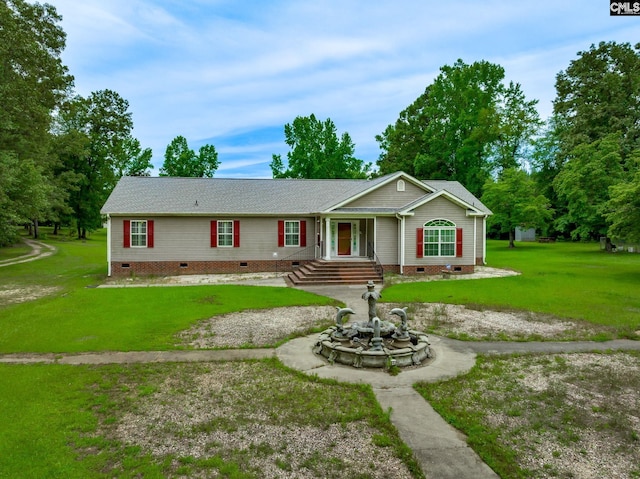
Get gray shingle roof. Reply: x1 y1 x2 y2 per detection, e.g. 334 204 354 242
101 175 392 215
100 173 491 216
422 180 492 214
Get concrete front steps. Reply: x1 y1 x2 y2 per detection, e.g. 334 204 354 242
287 259 383 285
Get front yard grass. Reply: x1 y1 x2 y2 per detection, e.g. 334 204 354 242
415 351 640 478
0 284 337 353
0 360 422 479
382 240 640 335
0 228 337 353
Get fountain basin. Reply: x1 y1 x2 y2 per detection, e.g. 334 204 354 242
314 326 431 368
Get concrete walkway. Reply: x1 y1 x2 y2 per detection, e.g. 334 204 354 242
282 284 500 479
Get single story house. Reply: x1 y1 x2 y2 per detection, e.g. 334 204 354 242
100 171 491 278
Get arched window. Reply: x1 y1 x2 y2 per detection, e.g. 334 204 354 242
396 179 405 192
423 219 456 257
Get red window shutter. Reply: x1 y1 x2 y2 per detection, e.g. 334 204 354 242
123 220 130 248
278 220 284 247
456 228 463 257
233 220 240 248
147 220 154 248
300 220 307 247
416 227 423 258
210 220 217 247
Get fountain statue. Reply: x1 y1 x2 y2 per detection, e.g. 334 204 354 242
313 281 431 369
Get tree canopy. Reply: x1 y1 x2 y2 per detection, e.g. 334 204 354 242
606 153 640 243
159 136 219 178
270 114 371 179
55 89 149 238
0 0 73 244
551 41 640 241
377 60 540 197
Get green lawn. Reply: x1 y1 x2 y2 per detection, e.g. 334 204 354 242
0 229 336 353
383 240 640 334
0 364 103 479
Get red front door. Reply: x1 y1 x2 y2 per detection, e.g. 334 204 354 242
338 223 351 255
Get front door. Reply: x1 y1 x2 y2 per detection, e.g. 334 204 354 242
337 223 351 255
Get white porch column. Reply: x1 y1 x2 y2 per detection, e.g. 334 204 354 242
324 217 331 260
482 216 487 264
106 214 112 276
473 216 477 266
397 214 405 275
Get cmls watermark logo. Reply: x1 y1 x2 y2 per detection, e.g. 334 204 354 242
610 1 640 15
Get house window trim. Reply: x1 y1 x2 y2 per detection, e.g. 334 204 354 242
130 220 148 248
423 219 456 258
284 220 301 247
217 220 234 248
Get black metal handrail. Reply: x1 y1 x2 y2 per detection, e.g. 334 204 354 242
367 241 384 278
275 243 319 275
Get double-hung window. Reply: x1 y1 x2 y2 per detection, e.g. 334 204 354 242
424 219 456 257
217 220 234 247
123 219 153 248
277 220 307 248
130 220 147 247
210 220 239 248
284 220 300 247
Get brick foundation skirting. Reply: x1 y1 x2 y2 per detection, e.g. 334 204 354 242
110 260 475 278
109 260 313 277
402 264 475 275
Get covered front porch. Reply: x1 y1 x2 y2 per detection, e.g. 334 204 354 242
319 217 376 260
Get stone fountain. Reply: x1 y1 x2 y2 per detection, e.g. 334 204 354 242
313 281 431 369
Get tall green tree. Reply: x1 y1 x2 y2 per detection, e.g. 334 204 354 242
375 88 430 177
552 42 640 239
553 134 623 240
606 154 640 243
554 41 640 159
56 89 141 238
530 117 565 237
482 168 553 248
270 114 371 179
159 136 219 177
415 59 503 196
377 60 540 197
492 82 542 173
0 0 73 244
114 137 152 178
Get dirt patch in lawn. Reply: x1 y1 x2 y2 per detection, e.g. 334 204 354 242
92 361 415 479
0 285 61 305
377 302 607 341
176 306 337 348
177 302 606 348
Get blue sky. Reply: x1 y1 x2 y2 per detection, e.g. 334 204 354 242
51 1 638 178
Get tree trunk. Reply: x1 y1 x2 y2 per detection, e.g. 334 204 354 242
508 229 516 248
32 219 39 239
53 223 59 235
